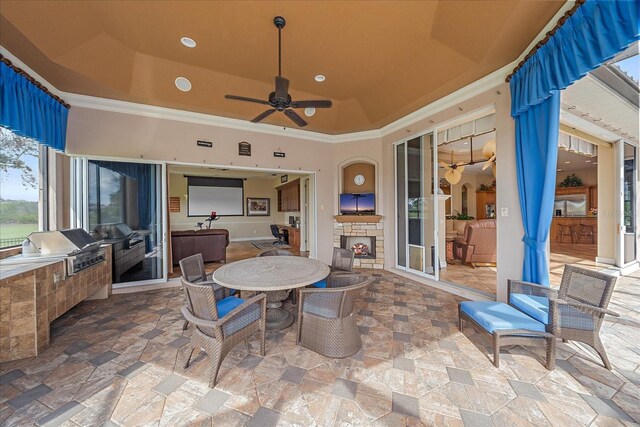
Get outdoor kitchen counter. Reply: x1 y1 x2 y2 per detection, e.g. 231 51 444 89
0 258 60 280
0 246 113 362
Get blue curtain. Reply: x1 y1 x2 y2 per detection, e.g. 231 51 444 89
92 161 154 252
510 0 639 285
0 62 69 151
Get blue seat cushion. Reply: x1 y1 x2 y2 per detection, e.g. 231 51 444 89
217 296 245 318
312 279 327 288
459 301 546 334
509 294 549 325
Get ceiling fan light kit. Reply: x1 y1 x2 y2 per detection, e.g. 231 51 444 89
225 16 333 127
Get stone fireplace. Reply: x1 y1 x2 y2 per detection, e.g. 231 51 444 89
334 215 384 269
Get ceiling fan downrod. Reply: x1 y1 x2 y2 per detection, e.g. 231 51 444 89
274 16 286 78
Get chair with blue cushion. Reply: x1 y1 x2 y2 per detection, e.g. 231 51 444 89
509 265 618 369
297 274 372 358
179 253 236 330
180 278 266 387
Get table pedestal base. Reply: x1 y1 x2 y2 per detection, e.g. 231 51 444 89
265 289 294 330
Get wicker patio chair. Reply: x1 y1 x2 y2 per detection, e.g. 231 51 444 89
556 265 619 369
180 278 266 387
179 254 230 330
508 265 618 369
331 247 355 272
258 249 294 257
297 273 372 358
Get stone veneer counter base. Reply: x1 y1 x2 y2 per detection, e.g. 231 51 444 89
0 246 112 362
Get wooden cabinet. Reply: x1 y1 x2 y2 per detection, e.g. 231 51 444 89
476 189 496 219
277 179 300 212
589 187 597 210
287 227 300 248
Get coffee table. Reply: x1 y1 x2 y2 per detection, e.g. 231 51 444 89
212 257 330 330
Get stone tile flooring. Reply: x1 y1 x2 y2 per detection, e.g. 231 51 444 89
1 269 639 426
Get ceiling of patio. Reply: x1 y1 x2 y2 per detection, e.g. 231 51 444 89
0 1 564 134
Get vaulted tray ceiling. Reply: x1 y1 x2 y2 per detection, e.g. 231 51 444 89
0 1 564 134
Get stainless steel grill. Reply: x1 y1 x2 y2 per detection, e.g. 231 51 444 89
15 229 106 276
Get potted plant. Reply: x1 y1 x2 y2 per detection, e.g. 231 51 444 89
558 173 583 188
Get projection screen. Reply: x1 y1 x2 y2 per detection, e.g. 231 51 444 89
187 176 244 216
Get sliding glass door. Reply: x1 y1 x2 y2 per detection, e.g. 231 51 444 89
72 158 167 287
396 132 439 278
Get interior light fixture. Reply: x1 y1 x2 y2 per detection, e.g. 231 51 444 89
314 74 326 82
585 160 591 162
181 37 196 48
175 77 192 92
304 107 316 117
564 161 571 164
557 169 563 172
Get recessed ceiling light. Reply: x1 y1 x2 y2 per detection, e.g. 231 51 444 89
585 160 591 162
314 74 326 82
594 162 598 165
181 37 196 48
564 161 571 164
175 77 192 92
463 142 469 145
304 107 316 117
557 169 562 172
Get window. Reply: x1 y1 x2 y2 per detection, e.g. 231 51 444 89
0 127 44 248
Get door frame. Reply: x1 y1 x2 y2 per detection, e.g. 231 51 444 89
394 129 440 281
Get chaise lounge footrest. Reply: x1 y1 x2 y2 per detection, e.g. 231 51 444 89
458 301 555 370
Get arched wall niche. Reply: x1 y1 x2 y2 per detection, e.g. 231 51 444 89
337 157 379 213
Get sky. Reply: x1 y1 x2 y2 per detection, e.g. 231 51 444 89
0 154 39 202
616 55 639 82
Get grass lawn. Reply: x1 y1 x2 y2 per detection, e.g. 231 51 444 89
0 223 38 245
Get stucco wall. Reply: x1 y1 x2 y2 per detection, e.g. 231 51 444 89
66 107 336 262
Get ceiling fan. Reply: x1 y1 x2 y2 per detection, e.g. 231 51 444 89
439 136 497 184
225 16 332 127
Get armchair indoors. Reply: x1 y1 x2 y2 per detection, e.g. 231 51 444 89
508 265 618 369
180 278 266 387
454 219 496 267
297 273 372 358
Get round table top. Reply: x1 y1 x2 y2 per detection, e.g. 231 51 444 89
212 257 330 291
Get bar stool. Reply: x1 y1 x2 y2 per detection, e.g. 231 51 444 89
578 223 596 244
556 223 577 243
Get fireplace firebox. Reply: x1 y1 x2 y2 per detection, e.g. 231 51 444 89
340 235 376 259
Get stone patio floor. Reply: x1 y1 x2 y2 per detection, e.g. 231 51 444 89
1 269 639 426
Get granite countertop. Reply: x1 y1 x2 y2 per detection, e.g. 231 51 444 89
0 258 61 281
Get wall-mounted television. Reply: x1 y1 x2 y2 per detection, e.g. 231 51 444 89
339 193 375 215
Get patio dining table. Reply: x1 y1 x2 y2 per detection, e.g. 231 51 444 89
212 256 330 330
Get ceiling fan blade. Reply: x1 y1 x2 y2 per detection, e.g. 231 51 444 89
439 161 451 169
225 95 271 105
482 140 497 157
291 100 333 108
251 109 277 123
284 109 307 127
492 163 496 178
275 76 289 99
445 169 462 185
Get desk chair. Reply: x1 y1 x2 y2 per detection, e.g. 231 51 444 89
270 224 286 246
